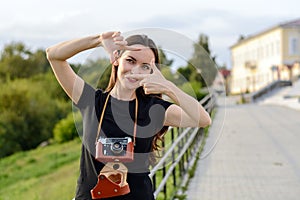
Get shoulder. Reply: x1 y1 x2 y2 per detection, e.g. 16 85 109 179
74 82 107 110
73 82 95 108
95 87 105 102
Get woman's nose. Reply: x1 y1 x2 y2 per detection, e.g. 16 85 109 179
131 65 140 74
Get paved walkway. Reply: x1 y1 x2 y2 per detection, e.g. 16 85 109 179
186 92 300 199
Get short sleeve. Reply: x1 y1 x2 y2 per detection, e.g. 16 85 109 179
73 82 96 111
72 82 99 155
151 97 173 133
153 97 173 111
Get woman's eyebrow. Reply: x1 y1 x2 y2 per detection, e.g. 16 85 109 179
127 55 150 65
127 56 136 61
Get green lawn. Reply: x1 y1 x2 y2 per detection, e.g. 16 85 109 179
0 122 212 200
0 139 81 200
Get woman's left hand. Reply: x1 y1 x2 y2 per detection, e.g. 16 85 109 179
125 59 171 95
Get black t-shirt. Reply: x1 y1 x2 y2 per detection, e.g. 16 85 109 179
73 82 172 200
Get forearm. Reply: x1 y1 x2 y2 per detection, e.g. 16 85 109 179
46 34 102 61
165 81 211 127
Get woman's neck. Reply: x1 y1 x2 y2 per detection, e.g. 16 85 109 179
110 83 136 101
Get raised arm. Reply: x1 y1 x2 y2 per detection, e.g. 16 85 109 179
126 59 212 128
46 35 101 104
46 32 135 104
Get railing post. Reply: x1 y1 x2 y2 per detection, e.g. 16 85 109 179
162 139 167 200
152 173 156 193
171 129 176 187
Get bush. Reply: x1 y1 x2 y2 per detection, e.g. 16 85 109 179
0 76 69 158
179 81 206 101
53 112 80 143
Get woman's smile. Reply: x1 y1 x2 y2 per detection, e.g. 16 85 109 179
126 76 138 83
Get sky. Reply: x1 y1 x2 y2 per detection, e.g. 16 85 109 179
0 0 299 68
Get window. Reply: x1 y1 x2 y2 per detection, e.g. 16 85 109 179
276 40 280 55
289 37 299 55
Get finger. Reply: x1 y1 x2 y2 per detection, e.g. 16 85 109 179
115 43 141 51
150 58 160 73
114 41 128 46
139 79 147 86
123 45 141 51
125 74 149 80
101 31 115 39
113 36 124 42
112 31 121 37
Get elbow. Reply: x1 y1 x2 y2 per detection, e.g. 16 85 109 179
46 46 56 61
46 47 52 61
205 116 212 127
199 112 212 128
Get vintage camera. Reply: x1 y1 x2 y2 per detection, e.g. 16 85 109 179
95 137 134 162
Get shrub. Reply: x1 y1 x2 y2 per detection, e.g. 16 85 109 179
53 112 80 143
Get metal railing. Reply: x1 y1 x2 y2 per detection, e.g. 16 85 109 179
150 92 217 200
243 80 292 103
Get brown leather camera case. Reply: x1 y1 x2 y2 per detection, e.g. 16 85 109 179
91 162 130 199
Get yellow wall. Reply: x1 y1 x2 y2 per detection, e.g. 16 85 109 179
282 28 300 64
230 25 300 95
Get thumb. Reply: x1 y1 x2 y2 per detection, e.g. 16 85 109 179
151 59 160 74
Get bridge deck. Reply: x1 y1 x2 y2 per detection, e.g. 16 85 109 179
186 103 300 200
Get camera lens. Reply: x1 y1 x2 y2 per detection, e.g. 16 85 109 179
111 142 123 154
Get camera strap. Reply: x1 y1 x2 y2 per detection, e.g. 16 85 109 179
95 93 138 146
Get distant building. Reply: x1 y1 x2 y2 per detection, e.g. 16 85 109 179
219 68 231 95
229 18 300 95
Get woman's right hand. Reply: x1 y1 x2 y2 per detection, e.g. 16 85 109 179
101 31 140 63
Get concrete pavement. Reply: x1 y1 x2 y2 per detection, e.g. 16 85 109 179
186 86 300 200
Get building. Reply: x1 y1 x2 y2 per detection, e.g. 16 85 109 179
230 18 300 95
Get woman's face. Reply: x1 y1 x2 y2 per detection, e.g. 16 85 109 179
116 44 155 90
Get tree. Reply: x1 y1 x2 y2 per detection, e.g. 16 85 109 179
0 42 49 81
158 47 174 67
0 76 69 158
177 33 218 87
74 58 111 90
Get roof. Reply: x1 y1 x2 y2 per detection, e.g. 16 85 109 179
230 18 300 49
280 18 300 28
219 68 231 77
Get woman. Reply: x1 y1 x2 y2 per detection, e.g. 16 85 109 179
46 31 211 200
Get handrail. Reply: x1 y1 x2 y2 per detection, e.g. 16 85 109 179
152 128 199 198
149 127 191 178
244 80 292 103
150 92 216 199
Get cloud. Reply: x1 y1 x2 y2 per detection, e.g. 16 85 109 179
0 0 299 68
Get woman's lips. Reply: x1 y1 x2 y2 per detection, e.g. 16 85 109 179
127 77 138 83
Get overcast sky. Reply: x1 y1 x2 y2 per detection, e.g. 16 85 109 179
0 0 299 68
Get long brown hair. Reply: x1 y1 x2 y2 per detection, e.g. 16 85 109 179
105 34 168 165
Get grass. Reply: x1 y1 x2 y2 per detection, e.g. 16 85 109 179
0 108 216 200
0 139 81 200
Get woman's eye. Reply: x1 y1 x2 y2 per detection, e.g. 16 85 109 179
142 65 150 70
126 59 134 64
